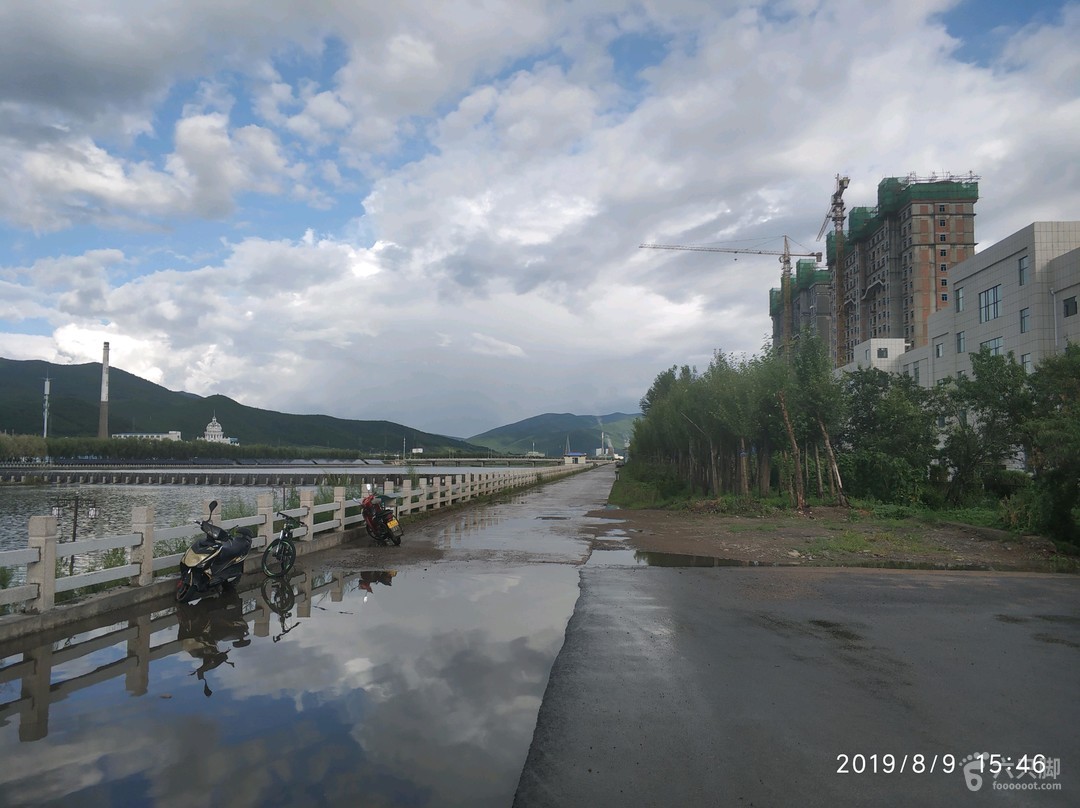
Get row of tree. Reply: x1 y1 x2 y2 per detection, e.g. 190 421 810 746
631 337 1080 544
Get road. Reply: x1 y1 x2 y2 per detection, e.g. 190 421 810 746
515 535 1079 806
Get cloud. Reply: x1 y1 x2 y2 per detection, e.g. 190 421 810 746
0 1 1077 435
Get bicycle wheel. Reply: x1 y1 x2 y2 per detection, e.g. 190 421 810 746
261 578 296 615
262 538 296 577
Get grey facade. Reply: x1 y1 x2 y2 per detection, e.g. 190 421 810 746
841 221 1080 383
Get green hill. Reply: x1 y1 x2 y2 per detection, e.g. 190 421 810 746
468 412 639 458
0 357 488 455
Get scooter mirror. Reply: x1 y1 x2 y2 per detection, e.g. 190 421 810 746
208 500 218 516
364 484 373 493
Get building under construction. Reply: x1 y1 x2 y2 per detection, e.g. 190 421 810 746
829 174 979 364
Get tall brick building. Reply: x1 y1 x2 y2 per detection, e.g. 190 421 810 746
828 174 979 365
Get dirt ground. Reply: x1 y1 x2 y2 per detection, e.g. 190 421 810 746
584 506 1077 573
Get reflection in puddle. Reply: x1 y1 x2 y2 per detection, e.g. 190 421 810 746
0 564 580 806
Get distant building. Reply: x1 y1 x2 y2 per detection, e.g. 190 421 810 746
114 431 183 441
202 415 239 445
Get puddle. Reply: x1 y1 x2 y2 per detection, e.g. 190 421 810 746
585 549 761 567
0 564 580 806
583 551 1029 572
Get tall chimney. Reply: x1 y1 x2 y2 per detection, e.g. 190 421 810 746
98 341 110 439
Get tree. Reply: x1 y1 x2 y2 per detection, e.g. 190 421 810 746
838 368 939 504
1024 343 1080 543
938 349 1032 505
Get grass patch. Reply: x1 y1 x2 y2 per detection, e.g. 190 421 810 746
805 531 872 555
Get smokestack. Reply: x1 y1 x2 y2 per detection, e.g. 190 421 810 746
98 342 110 439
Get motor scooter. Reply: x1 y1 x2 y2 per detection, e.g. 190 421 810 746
360 487 403 546
175 500 253 603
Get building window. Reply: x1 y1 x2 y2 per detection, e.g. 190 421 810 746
980 336 1003 356
877 347 888 358
865 348 870 361
940 263 948 272
938 219 946 227
955 286 965 312
978 285 1001 323
935 342 944 358
913 361 921 384
939 235 947 242
1018 255 1029 286
956 331 966 353
940 249 947 257
941 293 948 302
1020 307 1030 333
939 205 946 213
940 278 948 287
1065 296 1078 317
1021 353 1033 373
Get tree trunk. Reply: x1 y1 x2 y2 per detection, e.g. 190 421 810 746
777 391 807 513
817 416 849 508
814 443 825 499
738 437 750 497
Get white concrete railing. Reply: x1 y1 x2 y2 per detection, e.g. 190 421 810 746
0 465 582 616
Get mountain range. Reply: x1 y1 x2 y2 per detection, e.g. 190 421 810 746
0 357 638 457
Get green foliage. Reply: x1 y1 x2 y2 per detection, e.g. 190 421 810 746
0 566 11 589
609 460 692 508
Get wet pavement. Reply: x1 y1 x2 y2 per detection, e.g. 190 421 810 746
515 565 1080 807
2 465 1079 807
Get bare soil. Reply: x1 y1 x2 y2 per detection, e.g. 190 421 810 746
584 506 1077 573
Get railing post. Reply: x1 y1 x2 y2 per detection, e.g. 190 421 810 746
332 573 344 602
20 641 53 741
26 515 58 613
126 614 151 696
131 506 156 587
257 493 274 550
298 571 312 619
333 486 346 530
300 489 315 539
401 478 413 515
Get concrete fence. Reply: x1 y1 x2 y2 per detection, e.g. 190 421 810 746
0 465 586 638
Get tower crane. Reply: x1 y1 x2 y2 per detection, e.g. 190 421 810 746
817 175 850 367
638 237 823 353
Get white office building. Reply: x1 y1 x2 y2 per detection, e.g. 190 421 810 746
841 221 1080 383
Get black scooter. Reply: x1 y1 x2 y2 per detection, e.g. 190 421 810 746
175 500 253 603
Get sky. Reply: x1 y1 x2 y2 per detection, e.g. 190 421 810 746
1 0 1077 438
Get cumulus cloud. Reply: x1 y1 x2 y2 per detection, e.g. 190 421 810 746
0 0 1077 435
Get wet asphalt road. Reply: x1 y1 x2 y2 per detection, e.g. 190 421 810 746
514 477 1080 806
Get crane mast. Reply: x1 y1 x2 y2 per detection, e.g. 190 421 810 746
817 175 850 367
639 237 823 354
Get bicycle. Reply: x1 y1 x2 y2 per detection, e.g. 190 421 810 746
262 511 300 577
260 578 299 642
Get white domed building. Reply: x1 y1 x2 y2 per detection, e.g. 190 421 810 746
202 415 239 445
